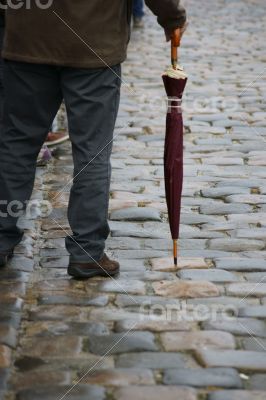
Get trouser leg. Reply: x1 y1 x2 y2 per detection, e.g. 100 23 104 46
0 25 5 131
61 65 121 262
0 61 62 251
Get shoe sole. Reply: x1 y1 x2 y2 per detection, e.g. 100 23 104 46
67 265 120 279
45 134 69 147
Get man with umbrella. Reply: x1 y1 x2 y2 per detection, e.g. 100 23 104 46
0 0 186 278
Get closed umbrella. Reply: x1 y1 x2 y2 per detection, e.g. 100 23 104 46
162 29 188 266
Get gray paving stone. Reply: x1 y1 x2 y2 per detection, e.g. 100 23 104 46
9 257 35 273
236 229 266 239
202 318 266 337
209 239 265 252
99 280 146 295
187 296 257 307
238 306 266 318
113 386 197 400
0 325 18 349
215 258 266 272
116 352 191 369
0 369 9 391
196 349 266 371
38 295 109 307
200 204 252 215
115 319 195 333
242 338 266 352
226 195 266 204
16 385 105 400
201 187 249 198
227 283 266 297
114 294 180 308
244 272 266 283
178 269 238 282
110 207 161 221
163 367 242 388
208 390 266 400
86 332 157 355
0 270 30 283
119 270 174 281
250 374 266 390
115 258 146 272
0 311 21 330
112 227 165 239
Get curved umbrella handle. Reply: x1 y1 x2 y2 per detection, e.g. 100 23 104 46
171 28 181 70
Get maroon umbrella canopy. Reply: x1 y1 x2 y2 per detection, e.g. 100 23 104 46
162 30 187 266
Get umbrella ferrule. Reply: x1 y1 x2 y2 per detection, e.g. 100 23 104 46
171 59 177 70
173 239 178 266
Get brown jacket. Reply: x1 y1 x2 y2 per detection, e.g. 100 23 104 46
0 0 186 68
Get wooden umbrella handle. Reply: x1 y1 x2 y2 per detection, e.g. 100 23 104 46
171 28 181 70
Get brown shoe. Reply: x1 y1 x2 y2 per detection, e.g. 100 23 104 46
68 253 120 279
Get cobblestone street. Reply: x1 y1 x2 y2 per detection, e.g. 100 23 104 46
1 0 266 399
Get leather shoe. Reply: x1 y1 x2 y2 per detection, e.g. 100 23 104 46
0 249 14 268
68 253 120 278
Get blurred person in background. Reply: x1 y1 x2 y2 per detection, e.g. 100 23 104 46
133 0 145 28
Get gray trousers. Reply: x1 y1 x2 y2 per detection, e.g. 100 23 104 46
0 61 121 262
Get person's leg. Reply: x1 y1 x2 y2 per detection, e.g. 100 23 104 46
0 24 5 131
61 65 121 262
133 0 144 18
0 61 62 252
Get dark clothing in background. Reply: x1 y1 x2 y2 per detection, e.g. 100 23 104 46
133 0 145 18
0 0 186 68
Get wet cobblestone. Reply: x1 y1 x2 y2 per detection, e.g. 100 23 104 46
1 0 266 398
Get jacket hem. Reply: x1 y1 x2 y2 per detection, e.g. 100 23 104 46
2 51 127 69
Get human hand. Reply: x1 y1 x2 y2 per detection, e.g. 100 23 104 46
165 22 188 42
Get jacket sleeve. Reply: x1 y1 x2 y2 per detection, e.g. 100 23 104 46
145 0 186 31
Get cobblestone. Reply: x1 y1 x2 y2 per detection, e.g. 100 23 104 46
177 268 238 282
0 347 12 369
161 331 236 351
113 386 197 400
152 280 220 298
85 332 158 355
163 367 242 388
196 350 266 371
116 352 194 369
16 385 105 400
202 318 266 337
208 390 266 400
82 368 155 386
